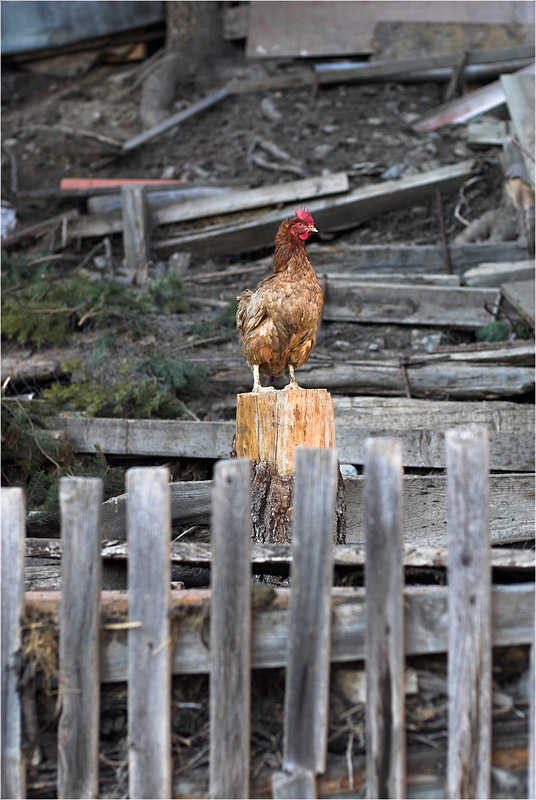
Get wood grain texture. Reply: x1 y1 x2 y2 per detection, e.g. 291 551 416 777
127 467 171 800
209 458 251 799
1 488 26 800
153 161 475 257
323 280 498 327
283 447 338 776
446 430 492 799
58 478 102 799
96 471 534 546
22 584 535 682
236 389 335 475
272 767 316 799
121 185 150 283
48 395 535 469
364 439 406 799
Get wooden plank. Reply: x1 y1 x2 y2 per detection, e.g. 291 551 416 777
122 87 229 152
153 161 476 256
153 172 349 227
463 259 534 286
529 634 535 800
500 74 535 187
121 185 151 284
1 488 26 800
309 241 530 272
127 467 171 799
1 208 78 247
23 584 535 682
365 440 405 799
24 537 536 575
245 3 535 59
48 396 535 472
70 173 350 238
58 478 102 799
501 280 535 327
209 459 251 800
283 448 338 780
323 279 498 327
412 62 535 132
446 430 492 799
272 768 316 799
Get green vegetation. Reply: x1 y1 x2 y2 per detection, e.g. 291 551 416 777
1 398 124 534
1 254 194 345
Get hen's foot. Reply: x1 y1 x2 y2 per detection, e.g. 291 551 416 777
252 384 276 393
283 366 301 390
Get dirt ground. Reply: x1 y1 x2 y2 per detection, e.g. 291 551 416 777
0 50 513 428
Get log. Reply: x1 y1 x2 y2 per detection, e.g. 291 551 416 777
235 389 345 545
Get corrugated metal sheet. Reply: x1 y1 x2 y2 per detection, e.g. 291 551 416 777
1 1 165 56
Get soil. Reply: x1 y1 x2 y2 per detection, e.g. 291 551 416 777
0 50 518 423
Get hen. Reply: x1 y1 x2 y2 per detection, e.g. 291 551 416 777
236 208 322 392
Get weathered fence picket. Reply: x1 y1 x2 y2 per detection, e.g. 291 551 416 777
209 458 252 800
1 430 533 799
274 447 338 798
364 439 405 800
446 430 492 800
127 467 172 800
1 487 26 800
58 478 102 799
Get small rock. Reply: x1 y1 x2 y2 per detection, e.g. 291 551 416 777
260 97 282 123
332 339 353 351
322 123 338 134
340 464 358 479
367 117 383 126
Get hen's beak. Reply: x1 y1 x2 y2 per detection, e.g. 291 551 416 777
309 226 318 233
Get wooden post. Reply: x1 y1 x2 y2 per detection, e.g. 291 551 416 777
127 467 171 800
58 478 102 799
122 185 151 284
273 447 338 798
1 488 26 800
364 438 406 800
446 429 491 800
209 458 251 799
235 388 345 544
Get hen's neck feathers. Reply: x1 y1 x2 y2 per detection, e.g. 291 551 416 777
273 218 313 274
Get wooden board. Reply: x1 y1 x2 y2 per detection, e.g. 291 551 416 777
446 430 492 798
68 173 349 239
48 396 535 471
209 460 251 799
246 2 535 58
323 279 498 327
364 440 405 798
1 488 26 800
93 472 534 546
463 259 534 286
501 280 535 327
308 241 530 273
23 584 535 682
153 161 476 257
58 479 102 799
500 74 535 187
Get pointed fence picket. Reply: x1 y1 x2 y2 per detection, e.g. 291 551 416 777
0 431 534 799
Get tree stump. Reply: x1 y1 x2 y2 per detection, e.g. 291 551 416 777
235 388 346 545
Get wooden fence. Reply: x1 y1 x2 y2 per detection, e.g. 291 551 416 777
2 430 535 799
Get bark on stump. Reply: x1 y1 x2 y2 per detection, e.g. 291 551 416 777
235 388 346 545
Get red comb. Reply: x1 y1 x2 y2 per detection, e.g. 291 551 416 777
295 207 314 226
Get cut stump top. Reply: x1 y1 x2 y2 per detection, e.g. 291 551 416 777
236 388 336 476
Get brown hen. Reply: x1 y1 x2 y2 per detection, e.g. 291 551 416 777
236 208 322 392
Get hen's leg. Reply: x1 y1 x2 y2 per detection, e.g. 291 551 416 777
283 365 301 391
252 364 275 393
